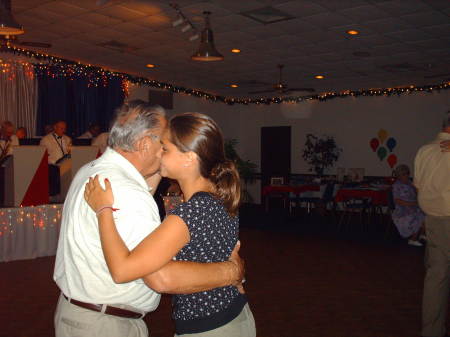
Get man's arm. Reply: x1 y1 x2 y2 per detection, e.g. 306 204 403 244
143 242 244 294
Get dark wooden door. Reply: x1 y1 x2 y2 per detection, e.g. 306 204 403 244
261 126 291 188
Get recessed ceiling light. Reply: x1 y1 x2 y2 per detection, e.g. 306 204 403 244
230 84 239 88
315 75 324 79
231 49 241 53
146 64 155 68
346 30 359 35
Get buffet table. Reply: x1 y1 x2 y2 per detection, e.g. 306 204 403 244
0 204 62 262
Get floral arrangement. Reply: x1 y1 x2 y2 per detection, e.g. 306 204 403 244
302 134 342 176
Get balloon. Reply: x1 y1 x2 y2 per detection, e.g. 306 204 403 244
386 137 397 152
370 138 379 152
377 147 387 161
378 129 388 144
387 154 397 168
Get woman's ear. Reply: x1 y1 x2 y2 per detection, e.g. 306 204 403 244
183 151 197 167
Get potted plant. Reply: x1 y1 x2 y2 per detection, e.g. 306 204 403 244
224 139 258 203
302 134 342 176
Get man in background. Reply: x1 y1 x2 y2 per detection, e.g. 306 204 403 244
0 121 19 158
78 123 101 139
40 121 72 165
414 113 450 337
40 121 72 197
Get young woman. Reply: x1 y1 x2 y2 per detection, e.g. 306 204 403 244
84 112 256 337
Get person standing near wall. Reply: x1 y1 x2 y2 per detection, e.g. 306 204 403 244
414 112 450 337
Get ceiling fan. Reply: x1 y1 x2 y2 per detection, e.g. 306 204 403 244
248 64 315 95
0 34 52 48
0 0 51 48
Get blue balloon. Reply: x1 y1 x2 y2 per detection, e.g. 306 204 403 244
386 137 397 152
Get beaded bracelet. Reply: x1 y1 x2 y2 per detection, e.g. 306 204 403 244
96 205 120 216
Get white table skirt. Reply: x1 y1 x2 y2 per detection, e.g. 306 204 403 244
0 204 62 262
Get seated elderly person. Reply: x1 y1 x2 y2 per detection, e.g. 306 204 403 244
391 164 425 246
0 121 19 158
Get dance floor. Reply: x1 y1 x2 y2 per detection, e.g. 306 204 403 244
0 206 441 337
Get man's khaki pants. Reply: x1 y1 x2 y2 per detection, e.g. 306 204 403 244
55 294 148 337
422 215 450 337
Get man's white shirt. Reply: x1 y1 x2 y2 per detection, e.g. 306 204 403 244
40 133 72 164
53 148 161 312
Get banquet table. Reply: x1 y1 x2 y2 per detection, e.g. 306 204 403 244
262 184 320 211
334 187 389 206
0 204 62 262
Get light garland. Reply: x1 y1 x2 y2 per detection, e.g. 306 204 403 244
0 204 62 237
2 44 449 105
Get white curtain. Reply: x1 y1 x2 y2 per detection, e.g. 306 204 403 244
0 60 37 136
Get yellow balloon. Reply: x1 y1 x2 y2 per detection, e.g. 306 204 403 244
378 129 388 144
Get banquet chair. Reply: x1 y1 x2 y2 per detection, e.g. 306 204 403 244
338 196 373 232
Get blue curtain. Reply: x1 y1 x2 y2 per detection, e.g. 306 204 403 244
36 72 125 137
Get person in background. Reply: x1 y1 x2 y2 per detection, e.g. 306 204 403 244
0 120 19 158
91 132 109 154
78 123 101 139
40 121 72 165
414 112 450 337
16 127 27 139
391 164 425 247
84 112 255 337
44 124 54 135
40 121 72 197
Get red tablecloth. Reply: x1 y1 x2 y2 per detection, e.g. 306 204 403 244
334 188 389 205
262 184 320 196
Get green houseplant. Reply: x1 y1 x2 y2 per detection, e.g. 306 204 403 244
224 139 258 203
302 134 342 176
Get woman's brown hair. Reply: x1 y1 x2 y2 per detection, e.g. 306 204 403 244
169 113 241 216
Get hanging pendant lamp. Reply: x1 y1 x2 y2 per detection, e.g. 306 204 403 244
191 11 223 62
0 0 24 35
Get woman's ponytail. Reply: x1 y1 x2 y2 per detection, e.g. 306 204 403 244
210 160 241 217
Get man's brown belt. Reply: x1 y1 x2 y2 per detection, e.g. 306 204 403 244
63 294 144 319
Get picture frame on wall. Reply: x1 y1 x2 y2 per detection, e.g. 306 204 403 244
270 177 284 185
348 168 365 182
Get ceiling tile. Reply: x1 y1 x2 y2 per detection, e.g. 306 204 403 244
97 5 149 21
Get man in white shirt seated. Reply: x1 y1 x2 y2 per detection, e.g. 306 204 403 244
40 121 72 165
0 121 19 158
53 100 244 337
78 123 101 139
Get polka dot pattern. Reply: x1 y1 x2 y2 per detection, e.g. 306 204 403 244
169 192 240 321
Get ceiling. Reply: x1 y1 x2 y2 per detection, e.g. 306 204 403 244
5 0 450 96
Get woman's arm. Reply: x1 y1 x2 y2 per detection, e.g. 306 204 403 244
143 242 244 294
394 198 417 207
84 176 244 289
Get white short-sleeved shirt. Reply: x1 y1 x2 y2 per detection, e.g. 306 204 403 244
0 134 19 156
40 133 72 164
53 148 161 312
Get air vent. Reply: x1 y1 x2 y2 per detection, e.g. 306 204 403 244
380 62 425 73
97 40 138 53
240 6 295 24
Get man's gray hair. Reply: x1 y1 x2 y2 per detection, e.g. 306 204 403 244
108 100 166 151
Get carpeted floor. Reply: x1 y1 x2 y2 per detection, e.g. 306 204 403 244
0 205 443 337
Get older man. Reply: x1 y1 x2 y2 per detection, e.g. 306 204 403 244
414 113 450 337
53 100 243 337
0 121 19 158
40 121 72 165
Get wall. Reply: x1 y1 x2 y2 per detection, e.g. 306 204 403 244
128 83 450 203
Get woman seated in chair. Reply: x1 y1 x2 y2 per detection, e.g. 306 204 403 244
391 164 425 246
